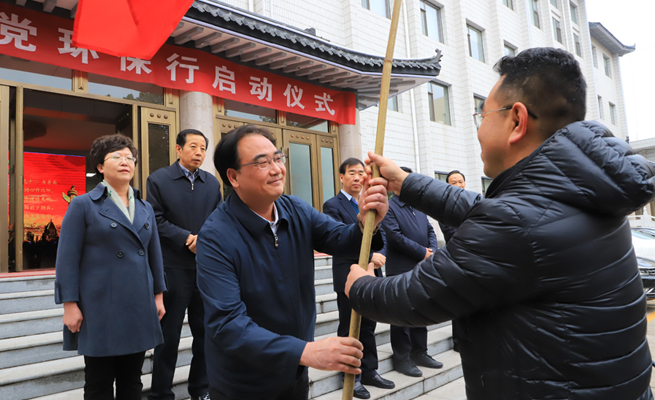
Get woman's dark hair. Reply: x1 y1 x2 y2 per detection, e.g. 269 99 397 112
494 47 586 135
446 170 465 183
90 134 138 176
214 125 275 188
176 128 208 148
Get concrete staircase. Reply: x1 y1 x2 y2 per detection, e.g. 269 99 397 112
0 256 464 399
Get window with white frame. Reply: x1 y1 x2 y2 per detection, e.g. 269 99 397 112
474 96 485 114
598 96 604 119
574 33 582 57
467 25 485 62
388 96 399 112
609 102 616 125
550 0 558 8
570 2 578 24
435 171 449 182
603 54 612 77
428 81 451 125
504 43 516 57
552 18 562 43
503 0 514 10
482 177 493 197
420 1 444 43
361 0 389 18
592 45 598 68
531 0 541 28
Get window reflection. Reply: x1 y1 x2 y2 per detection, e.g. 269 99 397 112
224 99 276 123
0 55 72 90
287 112 328 133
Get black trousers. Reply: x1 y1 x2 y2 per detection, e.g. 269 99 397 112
336 291 378 379
390 325 428 361
209 370 309 400
84 352 145 400
149 268 208 400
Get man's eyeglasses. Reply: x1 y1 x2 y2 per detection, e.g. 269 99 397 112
241 154 286 170
473 105 538 130
105 154 137 164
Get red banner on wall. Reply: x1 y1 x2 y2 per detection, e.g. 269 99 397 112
23 152 86 240
0 2 357 124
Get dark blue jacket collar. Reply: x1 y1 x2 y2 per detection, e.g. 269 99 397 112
227 193 289 239
173 160 206 182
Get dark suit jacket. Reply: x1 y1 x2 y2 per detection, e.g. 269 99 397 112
146 161 222 269
323 191 384 292
196 194 384 398
382 195 438 276
54 184 166 357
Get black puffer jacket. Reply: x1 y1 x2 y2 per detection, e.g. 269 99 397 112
350 121 655 400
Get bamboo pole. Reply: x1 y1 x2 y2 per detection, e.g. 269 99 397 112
342 0 403 398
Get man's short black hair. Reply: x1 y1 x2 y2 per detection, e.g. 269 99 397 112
214 125 276 188
177 129 208 148
90 134 137 176
494 47 586 136
446 170 465 183
339 158 365 175
400 166 413 174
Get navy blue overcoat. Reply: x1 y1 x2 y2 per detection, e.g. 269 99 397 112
54 183 166 357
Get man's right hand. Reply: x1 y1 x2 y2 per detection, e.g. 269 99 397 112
365 152 408 196
186 234 198 254
424 248 434 260
63 302 83 333
299 337 363 374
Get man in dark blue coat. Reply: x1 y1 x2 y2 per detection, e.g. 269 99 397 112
196 125 389 400
382 166 441 377
146 129 222 400
323 158 394 398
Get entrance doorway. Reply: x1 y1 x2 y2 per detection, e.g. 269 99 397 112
1 87 177 273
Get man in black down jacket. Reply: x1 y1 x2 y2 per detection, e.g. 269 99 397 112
345 48 655 400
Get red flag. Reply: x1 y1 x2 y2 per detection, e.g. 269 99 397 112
73 0 195 60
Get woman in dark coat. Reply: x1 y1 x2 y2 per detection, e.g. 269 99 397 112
55 134 166 400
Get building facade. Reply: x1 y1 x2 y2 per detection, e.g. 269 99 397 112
0 0 634 273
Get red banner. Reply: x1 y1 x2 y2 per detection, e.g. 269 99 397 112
23 152 86 241
0 2 356 124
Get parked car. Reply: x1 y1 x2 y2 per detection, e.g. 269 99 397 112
632 229 655 299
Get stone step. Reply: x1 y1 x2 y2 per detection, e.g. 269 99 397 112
0 290 59 315
414 376 466 400
315 265 333 281
314 278 334 296
0 314 195 369
316 292 338 314
0 308 63 340
0 335 196 400
28 326 457 400
310 326 459 399
0 275 56 294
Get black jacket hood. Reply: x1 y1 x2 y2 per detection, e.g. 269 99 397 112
486 120 655 216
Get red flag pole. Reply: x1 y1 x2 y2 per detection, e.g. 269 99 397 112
342 0 403 398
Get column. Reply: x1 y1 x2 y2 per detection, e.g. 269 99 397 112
338 109 362 162
179 91 215 173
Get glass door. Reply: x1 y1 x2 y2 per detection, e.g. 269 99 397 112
139 107 176 197
283 130 318 209
316 134 340 209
